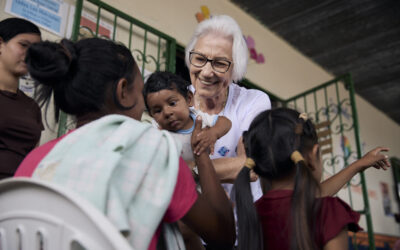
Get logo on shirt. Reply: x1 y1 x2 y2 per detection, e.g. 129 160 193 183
218 146 230 157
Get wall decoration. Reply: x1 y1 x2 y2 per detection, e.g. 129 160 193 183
380 182 393 216
351 186 378 200
195 5 211 23
341 135 352 159
245 35 264 64
19 75 35 98
65 6 113 39
79 10 113 39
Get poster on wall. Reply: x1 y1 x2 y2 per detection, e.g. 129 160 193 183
79 10 113 38
5 0 70 36
65 6 113 39
18 76 35 97
380 182 393 216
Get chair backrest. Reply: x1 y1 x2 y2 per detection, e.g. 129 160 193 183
0 178 133 250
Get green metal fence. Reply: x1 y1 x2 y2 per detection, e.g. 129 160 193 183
283 74 375 249
57 0 176 136
242 74 376 249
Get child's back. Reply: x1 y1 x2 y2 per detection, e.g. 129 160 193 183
255 189 360 249
234 108 389 250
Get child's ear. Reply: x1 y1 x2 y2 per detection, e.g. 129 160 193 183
115 78 134 108
187 91 194 107
0 37 4 53
312 144 320 160
304 144 320 171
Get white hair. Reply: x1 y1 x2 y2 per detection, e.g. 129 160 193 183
185 15 248 83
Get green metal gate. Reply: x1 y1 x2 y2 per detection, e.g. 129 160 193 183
243 74 375 248
283 74 375 249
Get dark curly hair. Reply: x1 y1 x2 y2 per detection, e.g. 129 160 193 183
143 71 190 111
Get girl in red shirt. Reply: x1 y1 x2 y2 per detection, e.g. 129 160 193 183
234 108 390 250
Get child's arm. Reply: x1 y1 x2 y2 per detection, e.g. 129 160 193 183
212 116 232 138
320 147 390 197
193 116 231 156
182 116 235 248
323 228 348 250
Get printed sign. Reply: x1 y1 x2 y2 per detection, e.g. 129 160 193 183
5 0 70 36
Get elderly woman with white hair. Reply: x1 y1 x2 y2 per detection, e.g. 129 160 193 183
185 15 271 201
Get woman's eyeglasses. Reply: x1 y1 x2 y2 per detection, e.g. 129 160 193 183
189 51 232 73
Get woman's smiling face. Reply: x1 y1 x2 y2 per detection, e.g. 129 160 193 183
189 34 233 99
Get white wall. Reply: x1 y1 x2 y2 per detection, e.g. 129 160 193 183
356 96 400 235
2 0 399 236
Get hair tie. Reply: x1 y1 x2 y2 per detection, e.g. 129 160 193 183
299 113 308 121
245 158 256 169
59 43 72 64
291 151 304 164
295 124 303 135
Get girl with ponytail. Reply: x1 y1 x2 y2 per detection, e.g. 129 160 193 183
235 108 390 250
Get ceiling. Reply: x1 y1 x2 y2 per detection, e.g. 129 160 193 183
230 0 400 125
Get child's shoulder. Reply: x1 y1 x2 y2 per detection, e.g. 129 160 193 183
317 196 362 244
318 196 361 227
190 107 218 127
320 196 350 207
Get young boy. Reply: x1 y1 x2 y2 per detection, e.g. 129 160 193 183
143 71 232 164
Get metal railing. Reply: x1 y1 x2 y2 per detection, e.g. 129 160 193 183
284 74 375 249
57 0 176 136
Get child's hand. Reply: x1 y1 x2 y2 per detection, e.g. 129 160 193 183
194 128 218 156
356 147 390 171
191 127 218 156
192 116 222 156
191 116 207 156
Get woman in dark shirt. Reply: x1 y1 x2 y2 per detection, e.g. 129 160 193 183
0 18 43 179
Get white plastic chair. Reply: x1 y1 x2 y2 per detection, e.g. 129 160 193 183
0 178 133 250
